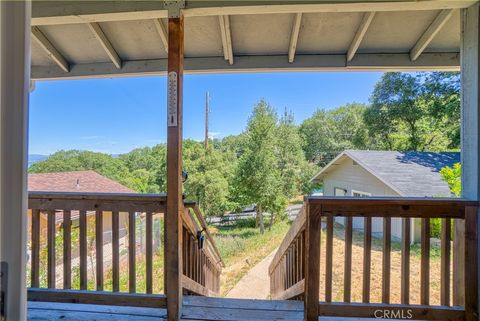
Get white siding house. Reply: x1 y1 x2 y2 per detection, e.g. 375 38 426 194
311 150 460 243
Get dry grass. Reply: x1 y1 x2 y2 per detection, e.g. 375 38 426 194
319 223 447 305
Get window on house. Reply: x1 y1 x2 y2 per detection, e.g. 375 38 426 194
334 187 347 196
352 190 371 197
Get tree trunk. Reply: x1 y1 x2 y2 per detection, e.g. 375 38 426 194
256 206 265 234
269 211 275 231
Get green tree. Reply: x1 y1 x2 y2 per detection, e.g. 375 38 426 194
440 162 461 197
233 99 285 233
29 150 138 191
300 103 369 165
276 110 312 199
365 72 460 151
183 140 235 217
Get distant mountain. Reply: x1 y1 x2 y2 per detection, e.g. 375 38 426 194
28 154 48 167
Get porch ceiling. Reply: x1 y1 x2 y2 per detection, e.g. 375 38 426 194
30 0 478 80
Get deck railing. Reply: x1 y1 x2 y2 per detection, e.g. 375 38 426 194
183 202 224 296
26 192 222 308
269 197 478 321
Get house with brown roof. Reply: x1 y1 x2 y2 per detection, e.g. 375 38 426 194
28 170 135 242
28 170 134 194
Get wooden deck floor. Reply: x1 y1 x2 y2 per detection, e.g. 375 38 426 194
28 296 409 321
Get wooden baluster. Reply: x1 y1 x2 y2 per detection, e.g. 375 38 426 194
441 218 451 306
465 206 478 321
189 235 194 279
95 211 103 291
79 210 87 290
305 202 321 321
325 216 333 302
401 218 410 304
112 211 119 292
299 232 303 281
47 210 56 288
146 212 153 294
421 218 430 305
344 217 353 303
31 209 40 288
382 217 391 304
63 210 72 289
129 211 136 293
363 217 371 303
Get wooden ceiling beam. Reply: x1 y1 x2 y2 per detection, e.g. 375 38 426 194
410 9 454 61
31 26 69 72
347 12 375 62
31 1 476 25
88 22 122 69
31 53 460 80
288 13 303 63
153 19 168 53
218 15 233 65
218 15 229 61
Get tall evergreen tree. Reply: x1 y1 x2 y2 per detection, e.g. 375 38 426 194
233 100 284 233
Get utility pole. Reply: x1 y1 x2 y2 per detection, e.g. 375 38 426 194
205 91 209 149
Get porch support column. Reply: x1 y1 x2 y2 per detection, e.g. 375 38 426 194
0 1 30 321
460 2 480 316
165 12 184 321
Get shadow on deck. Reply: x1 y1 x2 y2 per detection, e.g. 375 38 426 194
28 296 417 321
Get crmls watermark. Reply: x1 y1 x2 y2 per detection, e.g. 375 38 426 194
374 309 413 319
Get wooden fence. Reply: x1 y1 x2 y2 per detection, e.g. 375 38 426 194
269 197 478 321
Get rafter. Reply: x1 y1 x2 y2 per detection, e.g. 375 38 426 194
153 19 168 52
288 13 303 63
218 15 233 64
410 9 454 61
31 26 69 72
347 12 375 62
88 22 122 69
218 16 229 61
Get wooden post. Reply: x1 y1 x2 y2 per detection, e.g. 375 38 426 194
465 206 479 321
460 2 480 313
0 1 30 320
304 201 320 321
165 13 184 321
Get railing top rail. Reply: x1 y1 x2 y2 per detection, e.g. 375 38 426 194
306 196 479 207
184 201 224 267
305 196 478 219
29 191 167 202
28 191 167 212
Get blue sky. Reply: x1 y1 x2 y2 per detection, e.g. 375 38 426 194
29 72 382 155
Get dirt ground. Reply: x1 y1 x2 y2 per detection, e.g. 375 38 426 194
319 224 447 305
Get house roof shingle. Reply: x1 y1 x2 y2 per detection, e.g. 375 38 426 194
312 150 460 197
28 170 134 193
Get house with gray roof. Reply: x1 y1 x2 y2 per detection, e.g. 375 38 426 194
311 150 460 242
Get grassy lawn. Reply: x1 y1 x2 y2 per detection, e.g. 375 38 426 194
211 218 291 296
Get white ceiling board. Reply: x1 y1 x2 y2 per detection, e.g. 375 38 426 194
360 10 441 53
39 24 110 63
426 9 460 52
297 12 363 54
184 16 224 57
31 39 57 66
229 14 293 55
98 20 167 60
